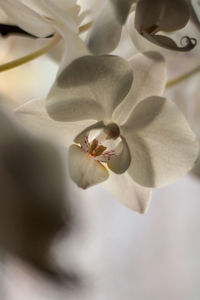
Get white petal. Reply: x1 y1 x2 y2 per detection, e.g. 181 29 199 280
87 2 122 54
68 144 109 189
110 0 136 24
74 121 105 143
134 0 195 51
107 136 131 174
32 0 78 34
103 171 151 213
192 0 200 22
0 0 54 37
113 51 166 124
46 55 133 122
15 98 93 146
56 28 90 75
121 96 199 187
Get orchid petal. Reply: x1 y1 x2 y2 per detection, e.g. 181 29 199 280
107 136 131 174
68 144 109 189
15 98 93 146
103 171 151 213
192 0 200 23
110 0 136 24
31 0 79 34
87 2 122 54
0 0 54 37
46 55 133 122
134 0 196 51
113 52 166 124
74 121 105 144
55 28 90 75
121 96 199 187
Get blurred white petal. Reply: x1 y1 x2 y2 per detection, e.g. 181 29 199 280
0 0 54 37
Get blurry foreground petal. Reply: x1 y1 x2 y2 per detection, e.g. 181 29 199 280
0 107 76 283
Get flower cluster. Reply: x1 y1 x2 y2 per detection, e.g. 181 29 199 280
0 0 199 213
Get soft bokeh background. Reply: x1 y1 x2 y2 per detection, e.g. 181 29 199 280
0 16 200 300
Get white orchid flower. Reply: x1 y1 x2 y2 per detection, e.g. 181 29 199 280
16 52 199 213
0 0 90 72
87 0 196 54
0 0 85 37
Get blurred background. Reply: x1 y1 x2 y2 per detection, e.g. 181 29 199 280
0 5 200 299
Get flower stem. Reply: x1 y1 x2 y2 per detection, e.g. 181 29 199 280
166 65 200 88
0 21 92 73
0 33 61 72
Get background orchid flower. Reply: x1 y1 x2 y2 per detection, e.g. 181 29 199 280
16 52 199 213
0 0 90 71
87 0 136 54
0 0 84 38
87 0 196 54
134 0 196 51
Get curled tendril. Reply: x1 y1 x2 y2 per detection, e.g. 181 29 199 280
180 35 197 48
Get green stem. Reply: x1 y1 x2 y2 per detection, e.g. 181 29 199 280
0 33 61 72
166 65 200 88
0 21 93 73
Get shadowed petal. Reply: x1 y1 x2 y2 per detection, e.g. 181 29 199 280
87 2 122 54
107 136 131 174
121 96 199 187
134 0 196 51
110 0 136 24
113 52 166 124
46 55 133 122
192 0 200 23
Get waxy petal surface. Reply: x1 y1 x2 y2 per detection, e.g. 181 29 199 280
103 171 151 213
121 96 199 187
113 52 166 124
68 144 109 188
46 55 133 122
0 0 54 37
87 2 122 54
134 0 196 51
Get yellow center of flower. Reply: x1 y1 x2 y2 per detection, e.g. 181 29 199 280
88 139 107 157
